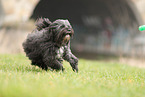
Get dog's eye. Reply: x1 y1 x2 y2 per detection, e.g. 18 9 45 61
60 25 65 28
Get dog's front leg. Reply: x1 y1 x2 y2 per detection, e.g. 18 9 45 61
63 48 78 72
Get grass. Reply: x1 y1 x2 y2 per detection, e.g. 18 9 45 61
0 54 145 97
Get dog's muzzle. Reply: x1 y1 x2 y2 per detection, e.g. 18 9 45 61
63 35 70 43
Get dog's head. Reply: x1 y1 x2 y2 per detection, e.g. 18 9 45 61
49 19 74 46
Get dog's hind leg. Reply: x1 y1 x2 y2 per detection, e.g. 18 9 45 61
47 60 64 71
52 61 64 71
31 61 48 71
40 64 48 71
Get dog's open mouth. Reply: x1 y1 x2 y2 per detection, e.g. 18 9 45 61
62 35 70 44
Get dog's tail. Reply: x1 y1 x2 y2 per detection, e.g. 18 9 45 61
35 18 52 31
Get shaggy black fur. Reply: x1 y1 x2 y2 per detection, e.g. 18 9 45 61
23 18 78 72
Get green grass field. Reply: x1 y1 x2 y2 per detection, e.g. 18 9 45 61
0 54 145 97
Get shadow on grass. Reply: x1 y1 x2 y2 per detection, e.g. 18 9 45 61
24 66 44 72
16 65 55 73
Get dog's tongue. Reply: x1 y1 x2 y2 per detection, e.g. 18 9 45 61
61 35 70 45
64 35 70 43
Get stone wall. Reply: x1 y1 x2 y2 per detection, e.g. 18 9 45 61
1 0 39 23
132 0 145 24
1 0 145 24
0 0 39 53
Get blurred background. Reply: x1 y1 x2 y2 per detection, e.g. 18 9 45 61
0 0 145 61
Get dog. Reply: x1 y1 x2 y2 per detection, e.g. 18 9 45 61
23 18 78 72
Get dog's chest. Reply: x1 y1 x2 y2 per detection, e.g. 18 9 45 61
56 47 64 59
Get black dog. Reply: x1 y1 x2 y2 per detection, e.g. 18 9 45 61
23 18 78 72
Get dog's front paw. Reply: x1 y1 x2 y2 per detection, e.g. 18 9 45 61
62 67 65 71
70 59 78 73
72 64 78 73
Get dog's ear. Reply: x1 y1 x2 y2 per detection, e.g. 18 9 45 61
35 17 52 31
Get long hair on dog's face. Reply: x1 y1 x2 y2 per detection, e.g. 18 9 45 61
49 19 74 46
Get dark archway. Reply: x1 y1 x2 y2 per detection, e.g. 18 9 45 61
31 0 141 55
